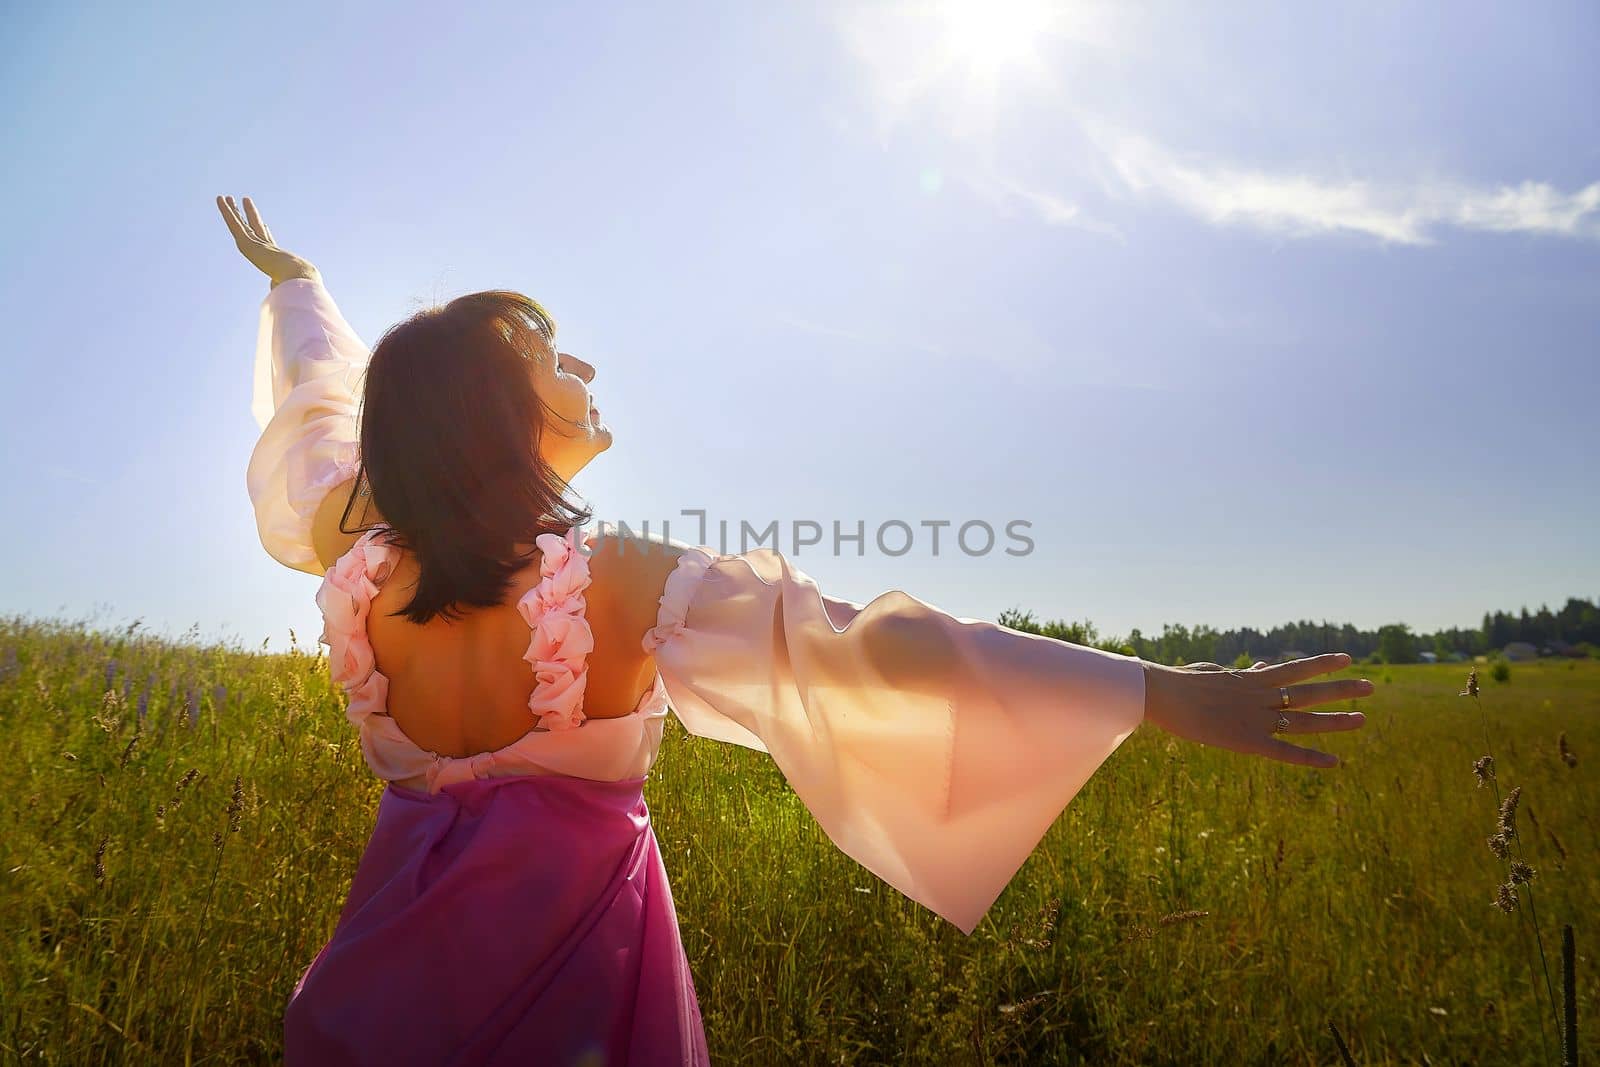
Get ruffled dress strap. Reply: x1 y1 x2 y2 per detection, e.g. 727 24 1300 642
315 526 400 727
514 526 595 732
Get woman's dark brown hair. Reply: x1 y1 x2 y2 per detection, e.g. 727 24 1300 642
337 290 592 625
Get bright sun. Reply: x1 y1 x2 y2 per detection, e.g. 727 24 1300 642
932 0 1057 79
837 0 1120 142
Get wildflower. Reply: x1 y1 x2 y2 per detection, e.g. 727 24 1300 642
93 836 108 886
136 673 154 723
1487 833 1510 860
1558 733 1577 768
1493 882 1519 913
1497 786 1522 839
185 686 200 728
1473 755 1495 787
1509 861 1537 886
104 658 120 693
1460 668 1479 698
211 683 228 714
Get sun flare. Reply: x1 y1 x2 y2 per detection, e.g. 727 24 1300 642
932 0 1056 79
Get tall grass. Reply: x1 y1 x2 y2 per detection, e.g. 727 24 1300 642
1 613 1595 1064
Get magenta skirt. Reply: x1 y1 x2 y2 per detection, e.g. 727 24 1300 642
284 773 709 1065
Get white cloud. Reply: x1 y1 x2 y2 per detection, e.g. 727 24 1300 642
1083 120 1600 246
969 172 1127 242
828 3 1600 246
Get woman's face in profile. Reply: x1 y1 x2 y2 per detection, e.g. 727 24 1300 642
535 340 613 480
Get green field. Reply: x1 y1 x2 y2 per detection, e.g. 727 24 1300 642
1 615 1594 1064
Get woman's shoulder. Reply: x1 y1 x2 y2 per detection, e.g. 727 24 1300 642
581 527 710 644
584 526 692 599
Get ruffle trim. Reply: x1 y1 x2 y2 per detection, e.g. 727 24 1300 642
641 546 717 654
514 527 594 732
314 526 398 728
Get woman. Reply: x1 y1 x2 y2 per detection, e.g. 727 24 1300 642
219 194 1370 1065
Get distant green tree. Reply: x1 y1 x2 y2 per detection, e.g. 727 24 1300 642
997 608 1130 656
1233 651 1254 668
1376 623 1419 664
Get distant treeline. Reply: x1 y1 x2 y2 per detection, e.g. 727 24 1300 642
1000 595 1600 666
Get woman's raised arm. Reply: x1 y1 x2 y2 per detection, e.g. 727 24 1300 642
219 195 377 574
244 275 376 574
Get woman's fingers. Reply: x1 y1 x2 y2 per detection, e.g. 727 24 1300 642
1283 678 1373 709
1277 709 1366 734
242 196 275 245
1266 653 1352 685
226 195 259 241
216 195 252 243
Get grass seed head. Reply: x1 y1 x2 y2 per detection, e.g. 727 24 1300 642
226 776 244 833
1558 732 1577 768
1493 882 1519 913
1509 861 1536 885
1473 755 1495 787
1158 909 1209 926
1496 786 1522 838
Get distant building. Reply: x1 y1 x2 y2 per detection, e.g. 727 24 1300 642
1448 651 1469 662
1419 651 1438 663
1277 650 1308 663
1503 642 1539 662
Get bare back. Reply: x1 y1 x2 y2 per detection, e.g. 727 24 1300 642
362 530 686 758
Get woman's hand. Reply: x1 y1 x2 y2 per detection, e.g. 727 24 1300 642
215 195 321 289
1143 653 1371 768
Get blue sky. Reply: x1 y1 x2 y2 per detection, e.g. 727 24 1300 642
2 0 1595 652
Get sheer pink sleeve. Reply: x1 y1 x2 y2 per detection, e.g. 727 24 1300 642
641 546 1147 936
244 278 369 575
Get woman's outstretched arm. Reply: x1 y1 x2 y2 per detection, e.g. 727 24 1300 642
599 530 1368 936
219 196 379 573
